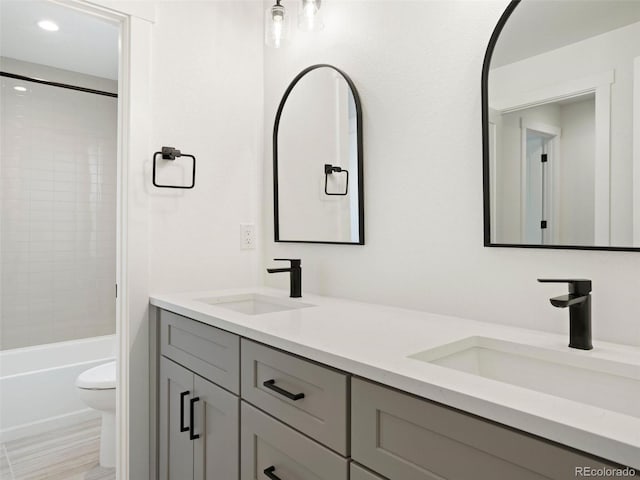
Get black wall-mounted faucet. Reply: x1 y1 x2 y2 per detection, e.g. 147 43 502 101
538 279 593 350
267 259 302 298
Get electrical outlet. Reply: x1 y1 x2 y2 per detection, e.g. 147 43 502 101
240 223 255 250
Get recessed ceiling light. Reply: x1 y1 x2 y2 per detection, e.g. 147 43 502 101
37 20 59 32
13 86 27 92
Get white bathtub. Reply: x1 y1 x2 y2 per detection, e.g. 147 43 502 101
0 335 116 442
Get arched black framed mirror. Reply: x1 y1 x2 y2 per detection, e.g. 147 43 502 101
482 0 640 251
273 64 364 245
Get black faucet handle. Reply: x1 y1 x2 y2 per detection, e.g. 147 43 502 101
274 258 301 267
538 279 592 296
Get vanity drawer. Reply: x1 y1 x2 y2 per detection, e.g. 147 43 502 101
160 309 240 394
240 339 349 455
351 378 619 480
351 463 387 480
240 401 348 480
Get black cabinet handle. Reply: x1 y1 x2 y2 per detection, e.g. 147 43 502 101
263 379 305 401
263 466 282 480
179 391 190 432
189 397 200 440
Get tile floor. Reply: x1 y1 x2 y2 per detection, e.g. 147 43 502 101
0 418 115 480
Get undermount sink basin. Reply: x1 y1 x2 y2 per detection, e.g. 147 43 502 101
196 293 313 315
409 336 640 418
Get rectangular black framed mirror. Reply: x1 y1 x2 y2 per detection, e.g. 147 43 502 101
273 64 364 245
482 0 640 251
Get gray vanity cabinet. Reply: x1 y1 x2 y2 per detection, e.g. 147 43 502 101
158 309 241 480
351 378 619 480
240 401 349 480
154 309 632 480
159 357 239 480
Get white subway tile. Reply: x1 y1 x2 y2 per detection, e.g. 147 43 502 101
53 190 75 202
30 189 54 202
1 73 117 348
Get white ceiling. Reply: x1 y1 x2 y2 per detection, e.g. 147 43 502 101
492 0 640 68
0 0 119 80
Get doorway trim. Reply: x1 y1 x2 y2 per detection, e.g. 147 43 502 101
520 119 561 244
634 56 640 246
50 1 129 478
493 70 614 246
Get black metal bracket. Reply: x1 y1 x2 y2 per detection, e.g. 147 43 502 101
324 163 349 196
152 146 196 189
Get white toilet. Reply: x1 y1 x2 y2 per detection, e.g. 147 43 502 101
76 361 117 468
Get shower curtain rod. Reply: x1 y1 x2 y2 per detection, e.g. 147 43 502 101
1 71 118 98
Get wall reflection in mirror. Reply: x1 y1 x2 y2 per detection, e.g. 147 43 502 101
484 0 640 249
274 64 364 244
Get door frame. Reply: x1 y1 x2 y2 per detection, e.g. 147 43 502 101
493 70 613 245
49 2 153 479
520 119 561 244
634 56 640 246
49 2 128 478
488 108 500 242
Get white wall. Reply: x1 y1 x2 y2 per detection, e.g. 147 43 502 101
559 98 596 245
0 58 117 349
263 0 640 347
148 0 263 293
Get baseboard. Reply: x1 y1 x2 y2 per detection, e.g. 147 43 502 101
0 408 100 443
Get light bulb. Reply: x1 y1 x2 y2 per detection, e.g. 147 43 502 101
13 86 27 92
273 10 284 47
265 2 290 48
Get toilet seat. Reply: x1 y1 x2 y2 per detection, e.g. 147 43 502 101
76 361 116 390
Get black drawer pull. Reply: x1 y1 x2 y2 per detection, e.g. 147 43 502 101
263 379 305 401
264 466 282 480
180 391 190 432
189 397 200 440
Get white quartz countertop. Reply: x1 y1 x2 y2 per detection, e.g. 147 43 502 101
150 287 640 469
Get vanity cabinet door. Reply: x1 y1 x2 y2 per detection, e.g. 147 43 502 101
240 401 348 480
159 357 194 480
193 375 239 480
351 378 617 480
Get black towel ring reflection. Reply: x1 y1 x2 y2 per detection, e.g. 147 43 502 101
324 164 348 196
152 146 196 189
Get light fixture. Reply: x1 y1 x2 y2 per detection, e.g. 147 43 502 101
298 0 323 32
265 0 291 49
37 20 59 32
13 86 28 92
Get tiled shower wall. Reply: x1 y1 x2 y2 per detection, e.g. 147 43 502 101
0 59 117 350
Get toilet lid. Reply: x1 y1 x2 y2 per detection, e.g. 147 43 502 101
76 361 116 389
